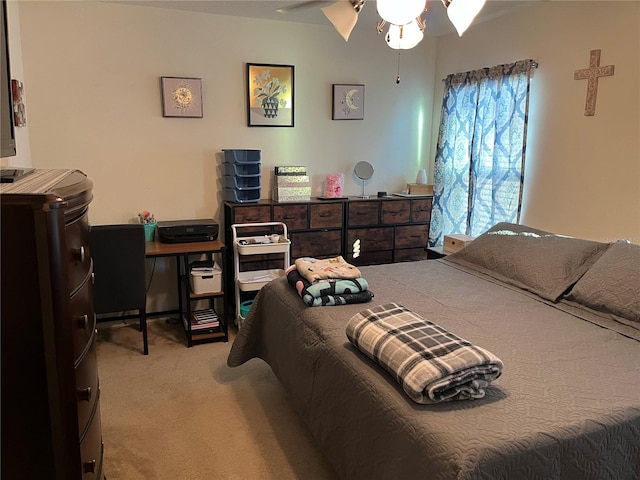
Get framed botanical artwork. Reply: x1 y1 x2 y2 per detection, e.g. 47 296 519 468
161 77 203 118
247 63 294 127
332 84 365 120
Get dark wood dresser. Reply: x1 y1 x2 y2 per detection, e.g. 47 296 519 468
223 196 432 313
1 169 105 480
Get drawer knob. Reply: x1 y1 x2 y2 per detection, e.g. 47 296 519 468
74 246 85 263
78 386 92 402
83 459 97 474
77 314 89 330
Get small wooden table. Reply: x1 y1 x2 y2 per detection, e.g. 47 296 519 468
145 239 227 346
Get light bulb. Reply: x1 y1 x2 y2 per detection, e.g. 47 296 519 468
377 0 425 26
385 21 424 50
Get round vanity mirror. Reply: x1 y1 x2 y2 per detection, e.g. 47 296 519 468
354 161 374 198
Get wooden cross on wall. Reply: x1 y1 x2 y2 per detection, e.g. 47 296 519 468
574 49 615 116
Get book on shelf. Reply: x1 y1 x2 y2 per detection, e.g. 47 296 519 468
183 309 221 333
192 308 218 324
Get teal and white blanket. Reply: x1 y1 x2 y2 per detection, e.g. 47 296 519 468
346 302 503 404
286 266 373 307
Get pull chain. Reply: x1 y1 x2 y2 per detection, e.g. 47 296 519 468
396 51 401 84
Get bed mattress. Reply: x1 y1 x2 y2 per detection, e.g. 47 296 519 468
228 258 640 479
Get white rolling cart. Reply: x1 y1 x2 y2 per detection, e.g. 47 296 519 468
232 222 291 327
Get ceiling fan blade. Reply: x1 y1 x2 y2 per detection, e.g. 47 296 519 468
277 1 332 14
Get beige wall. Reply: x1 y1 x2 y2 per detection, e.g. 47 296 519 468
9 1 639 313
14 1 437 226
12 2 639 242
433 1 640 243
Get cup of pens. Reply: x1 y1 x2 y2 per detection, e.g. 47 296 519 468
138 210 156 242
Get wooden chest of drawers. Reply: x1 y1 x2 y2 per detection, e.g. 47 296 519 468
345 197 432 266
223 196 433 312
224 199 345 311
1 169 104 480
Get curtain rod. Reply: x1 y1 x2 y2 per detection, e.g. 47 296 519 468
442 59 539 82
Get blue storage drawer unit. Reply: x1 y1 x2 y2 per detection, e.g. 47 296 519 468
224 187 261 203
224 175 260 190
223 163 261 177
223 149 261 164
222 148 261 203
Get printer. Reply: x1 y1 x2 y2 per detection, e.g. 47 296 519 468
157 219 219 243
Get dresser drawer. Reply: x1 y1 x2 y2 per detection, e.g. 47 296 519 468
394 247 429 262
347 227 393 252
291 230 342 258
381 200 410 224
80 399 104 480
232 205 271 223
310 203 343 229
66 210 91 294
70 277 95 361
395 224 429 249
273 204 308 230
346 249 393 266
348 202 379 226
411 198 433 223
76 335 99 438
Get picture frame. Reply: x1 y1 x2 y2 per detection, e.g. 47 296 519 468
11 79 26 127
161 77 203 118
332 84 365 120
247 63 294 127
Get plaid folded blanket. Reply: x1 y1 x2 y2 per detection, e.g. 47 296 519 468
346 303 503 404
286 266 374 307
294 256 362 283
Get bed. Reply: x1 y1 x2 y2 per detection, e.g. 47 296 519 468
227 222 640 479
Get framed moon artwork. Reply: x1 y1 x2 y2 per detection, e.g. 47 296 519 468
332 84 365 120
161 77 203 118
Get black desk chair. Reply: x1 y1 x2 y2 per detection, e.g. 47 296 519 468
90 224 148 355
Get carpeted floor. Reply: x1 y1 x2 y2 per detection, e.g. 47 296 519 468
96 318 338 479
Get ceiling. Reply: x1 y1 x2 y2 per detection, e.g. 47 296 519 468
110 0 543 37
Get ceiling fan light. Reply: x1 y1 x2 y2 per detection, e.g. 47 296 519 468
377 0 425 26
385 21 424 50
322 1 361 41
446 0 486 36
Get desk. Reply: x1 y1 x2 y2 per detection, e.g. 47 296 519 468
146 239 227 346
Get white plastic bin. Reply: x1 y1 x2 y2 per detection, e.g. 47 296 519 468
190 263 222 294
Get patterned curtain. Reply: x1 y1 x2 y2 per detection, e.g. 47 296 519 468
429 59 536 247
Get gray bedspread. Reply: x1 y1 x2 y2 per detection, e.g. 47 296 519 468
228 259 640 480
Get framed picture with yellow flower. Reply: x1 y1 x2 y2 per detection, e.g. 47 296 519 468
247 63 294 127
161 77 203 118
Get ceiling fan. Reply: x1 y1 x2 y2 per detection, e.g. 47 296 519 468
278 0 486 47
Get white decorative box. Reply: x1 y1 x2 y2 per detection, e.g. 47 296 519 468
272 178 311 202
275 175 310 185
190 263 222 294
443 234 475 253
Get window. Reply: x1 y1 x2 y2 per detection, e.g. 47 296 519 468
429 59 537 246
